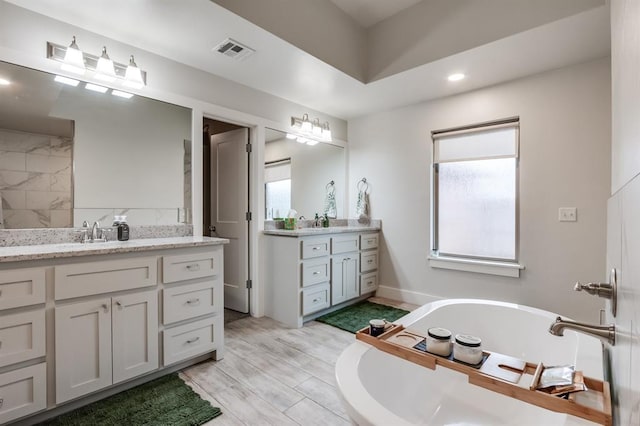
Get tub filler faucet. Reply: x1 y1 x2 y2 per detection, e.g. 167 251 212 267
549 317 615 345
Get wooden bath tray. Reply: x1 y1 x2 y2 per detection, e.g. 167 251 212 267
356 325 612 426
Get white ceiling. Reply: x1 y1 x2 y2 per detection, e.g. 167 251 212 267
329 0 423 28
5 0 610 120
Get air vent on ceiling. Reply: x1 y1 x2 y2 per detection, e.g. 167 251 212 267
213 38 255 61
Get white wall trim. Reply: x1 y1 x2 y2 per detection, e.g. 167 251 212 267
375 285 441 306
428 256 524 278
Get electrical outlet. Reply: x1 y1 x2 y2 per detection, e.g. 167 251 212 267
559 207 577 222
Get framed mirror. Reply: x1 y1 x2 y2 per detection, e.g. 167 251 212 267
265 128 346 220
0 60 192 229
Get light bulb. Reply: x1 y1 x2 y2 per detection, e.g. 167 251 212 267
61 36 85 75
95 47 117 82
123 55 145 89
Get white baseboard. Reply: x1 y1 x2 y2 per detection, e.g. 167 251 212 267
375 285 441 306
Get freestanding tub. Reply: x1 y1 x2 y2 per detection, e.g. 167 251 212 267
336 299 604 425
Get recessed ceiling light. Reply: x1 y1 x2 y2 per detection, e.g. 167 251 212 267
54 75 80 86
112 90 134 99
448 73 465 82
85 83 108 93
0 78 10 86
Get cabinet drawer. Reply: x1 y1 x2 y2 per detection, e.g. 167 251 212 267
331 234 359 254
301 238 330 259
301 258 330 287
0 268 45 310
0 310 45 368
360 233 379 251
361 251 378 272
360 272 379 295
163 280 218 325
55 257 157 300
301 284 330 316
163 316 218 366
0 363 46 424
163 251 219 284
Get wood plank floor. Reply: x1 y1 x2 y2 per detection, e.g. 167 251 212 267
181 298 417 425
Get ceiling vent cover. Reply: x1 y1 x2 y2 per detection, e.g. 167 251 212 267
213 38 255 61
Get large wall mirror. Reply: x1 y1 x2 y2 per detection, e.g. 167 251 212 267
0 61 192 229
265 128 345 220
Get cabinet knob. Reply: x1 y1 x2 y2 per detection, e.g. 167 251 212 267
312 247 320 251
313 271 320 275
312 298 321 303
186 298 200 305
186 264 200 272
115 301 122 309
186 336 200 344
101 303 109 313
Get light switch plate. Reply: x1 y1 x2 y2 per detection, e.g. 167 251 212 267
558 207 577 222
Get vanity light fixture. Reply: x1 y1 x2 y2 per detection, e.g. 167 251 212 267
85 83 109 93
61 36 86 75
447 73 465 82
95 47 117 82
285 133 297 139
123 56 145 89
54 75 80 87
0 78 10 86
47 39 147 89
290 113 333 144
112 90 134 99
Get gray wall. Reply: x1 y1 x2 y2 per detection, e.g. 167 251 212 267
348 57 611 322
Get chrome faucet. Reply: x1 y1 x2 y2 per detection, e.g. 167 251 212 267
91 221 101 241
549 316 615 345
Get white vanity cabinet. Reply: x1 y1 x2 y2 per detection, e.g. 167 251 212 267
264 229 380 328
55 289 158 403
0 267 47 424
0 238 225 424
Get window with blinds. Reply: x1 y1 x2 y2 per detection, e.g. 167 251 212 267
432 118 519 262
265 159 291 220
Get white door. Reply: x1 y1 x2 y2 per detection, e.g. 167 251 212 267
55 298 112 403
212 128 249 313
112 289 158 383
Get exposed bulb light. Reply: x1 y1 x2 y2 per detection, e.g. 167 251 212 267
61 36 86 75
85 83 108 93
95 46 117 82
290 113 333 144
312 118 322 136
322 122 332 141
300 114 312 132
306 140 319 146
296 136 307 144
123 55 145 89
0 78 10 86
54 75 80 87
285 133 297 139
112 90 134 99
447 73 465 82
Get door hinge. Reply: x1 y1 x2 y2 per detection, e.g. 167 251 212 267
246 279 252 289
246 142 252 153
246 211 252 221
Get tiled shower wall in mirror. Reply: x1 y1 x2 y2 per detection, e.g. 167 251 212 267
0 128 72 228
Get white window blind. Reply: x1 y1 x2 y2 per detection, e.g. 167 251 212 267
432 119 519 262
265 159 291 182
433 123 519 164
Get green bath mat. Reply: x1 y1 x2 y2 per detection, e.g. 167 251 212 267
316 301 410 333
43 373 221 426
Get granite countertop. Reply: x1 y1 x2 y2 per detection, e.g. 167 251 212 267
0 236 229 263
263 225 380 237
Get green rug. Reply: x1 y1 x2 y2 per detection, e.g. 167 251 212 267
43 373 221 426
316 301 410 333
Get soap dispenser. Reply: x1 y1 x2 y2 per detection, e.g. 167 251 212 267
116 215 130 241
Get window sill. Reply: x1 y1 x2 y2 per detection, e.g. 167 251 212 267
428 255 524 278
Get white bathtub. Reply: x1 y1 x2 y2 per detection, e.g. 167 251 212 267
336 299 604 426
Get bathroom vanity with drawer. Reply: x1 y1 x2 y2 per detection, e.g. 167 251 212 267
263 225 380 328
0 236 226 424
